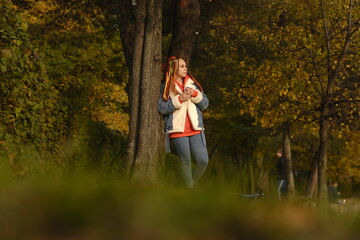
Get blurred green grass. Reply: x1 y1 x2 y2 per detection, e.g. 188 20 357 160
0 161 359 240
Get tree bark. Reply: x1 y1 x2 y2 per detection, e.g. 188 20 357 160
116 0 136 70
304 150 319 199
282 124 295 201
168 0 200 64
317 104 330 203
116 0 201 180
126 0 147 175
130 0 164 180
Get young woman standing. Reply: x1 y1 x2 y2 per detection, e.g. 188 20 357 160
158 56 209 188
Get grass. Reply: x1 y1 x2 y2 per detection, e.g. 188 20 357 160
0 163 359 240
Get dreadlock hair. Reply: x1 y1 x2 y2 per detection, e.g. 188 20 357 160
161 56 203 101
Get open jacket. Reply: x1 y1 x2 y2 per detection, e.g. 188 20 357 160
157 76 209 134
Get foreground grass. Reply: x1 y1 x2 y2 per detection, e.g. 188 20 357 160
0 168 359 240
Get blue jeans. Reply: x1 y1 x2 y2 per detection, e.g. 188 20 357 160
170 133 209 188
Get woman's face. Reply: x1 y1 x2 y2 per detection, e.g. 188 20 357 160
176 59 188 78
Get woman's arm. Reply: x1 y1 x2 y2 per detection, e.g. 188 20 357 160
157 97 177 115
187 83 209 111
157 83 183 115
192 91 209 111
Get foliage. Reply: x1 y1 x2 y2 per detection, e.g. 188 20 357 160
328 129 360 184
0 0 66 171
17 0 129 134
2 0 359 192
192 0 360 188
1 0 130 173
192 0 289 193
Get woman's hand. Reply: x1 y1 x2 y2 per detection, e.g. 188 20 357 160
185 87 195 96
179 92 191 102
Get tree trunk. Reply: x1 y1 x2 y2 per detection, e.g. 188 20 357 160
239 155 246 194
316 0 354 203
318 104 330 203
304 150 319 199
282 124 295 201
256 154 269 194
117 0 201 180
126 0 146 175
168 0 200 64
116 0 136 70
128 0 164 181
249 157 255 193
261 168 269 194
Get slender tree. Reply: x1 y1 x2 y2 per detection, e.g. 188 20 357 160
317 0 357 202
282 124 295 200
305 151 319 199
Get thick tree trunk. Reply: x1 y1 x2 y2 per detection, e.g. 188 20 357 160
117 0 200 180
168 0 200 64
130 0 164 180
282 125 295 201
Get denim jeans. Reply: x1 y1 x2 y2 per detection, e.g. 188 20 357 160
170 133 209 188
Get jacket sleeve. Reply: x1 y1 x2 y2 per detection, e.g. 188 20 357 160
190 84 209 111
157 83 182 115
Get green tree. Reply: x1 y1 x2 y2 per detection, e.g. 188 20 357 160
192 0 360 198
0 0 66 171
238 0 360 201
6 0 129 173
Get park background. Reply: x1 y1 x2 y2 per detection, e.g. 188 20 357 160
1 0 360 239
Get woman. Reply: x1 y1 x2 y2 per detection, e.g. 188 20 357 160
158 56 209 188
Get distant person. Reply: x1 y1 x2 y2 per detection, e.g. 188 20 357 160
276 149 286 201
157 56 209 188
328 181 345 205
